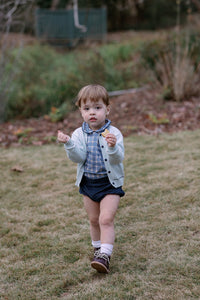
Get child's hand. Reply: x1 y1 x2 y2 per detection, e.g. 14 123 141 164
57 130 70 143
105 133 117 147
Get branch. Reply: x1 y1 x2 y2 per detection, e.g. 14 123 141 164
108 86 149 97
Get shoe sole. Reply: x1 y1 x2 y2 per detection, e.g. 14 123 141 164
91 261 109 274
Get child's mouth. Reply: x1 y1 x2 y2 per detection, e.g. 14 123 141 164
90 118 97 122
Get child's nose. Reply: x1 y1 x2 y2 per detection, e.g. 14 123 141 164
90 108 95 114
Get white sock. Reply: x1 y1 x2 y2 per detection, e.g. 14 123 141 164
100 243 113 256
92 240 101 248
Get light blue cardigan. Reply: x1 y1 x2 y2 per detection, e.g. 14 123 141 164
64 125 125 187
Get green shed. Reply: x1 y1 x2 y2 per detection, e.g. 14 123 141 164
35 7 107 46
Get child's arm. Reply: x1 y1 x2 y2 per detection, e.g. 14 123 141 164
102 129 117 148
105 130 124 164
57 129 86 163
57 130 70 143
105 133 117 148
63 128 87 163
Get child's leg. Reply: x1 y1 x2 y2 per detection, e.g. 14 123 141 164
99 194 120 247
83 195 100 242
91 194 120 273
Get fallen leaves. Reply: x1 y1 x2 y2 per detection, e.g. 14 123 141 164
147 113 169 124
1 88 200 147
11 166 23 172
13 127 33 138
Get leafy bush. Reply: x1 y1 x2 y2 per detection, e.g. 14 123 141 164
49 102 71 122
5 29 200 121
4 42 140 121
99 43 134 64
5 45 79 120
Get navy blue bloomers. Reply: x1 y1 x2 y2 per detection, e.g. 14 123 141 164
79 175 125 202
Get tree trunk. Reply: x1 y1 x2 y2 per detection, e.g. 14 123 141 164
51 0 60 10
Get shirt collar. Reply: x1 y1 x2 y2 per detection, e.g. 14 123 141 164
82 119 111 134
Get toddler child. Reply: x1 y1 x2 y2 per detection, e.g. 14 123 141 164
57 84 125 274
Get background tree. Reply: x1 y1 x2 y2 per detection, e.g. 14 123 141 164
191 0 200 10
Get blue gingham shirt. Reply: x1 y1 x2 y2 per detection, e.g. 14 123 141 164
82 119 111 179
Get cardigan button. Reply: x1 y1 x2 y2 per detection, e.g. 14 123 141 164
105 158 107 161
108 171 111 173
101 145 104 148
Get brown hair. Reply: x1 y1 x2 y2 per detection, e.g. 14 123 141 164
76 84 109 107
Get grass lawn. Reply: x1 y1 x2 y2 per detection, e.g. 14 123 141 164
0 130 200 299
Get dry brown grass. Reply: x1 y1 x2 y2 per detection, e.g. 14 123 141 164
0 130 200 299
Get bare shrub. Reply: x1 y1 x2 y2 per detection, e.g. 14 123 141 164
141 1 200 101
173 43 198 101
155 38 200 101
141 31 200 102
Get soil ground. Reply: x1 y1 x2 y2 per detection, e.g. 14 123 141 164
1 87 200 147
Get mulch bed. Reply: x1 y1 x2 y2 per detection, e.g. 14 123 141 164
1 88 200 147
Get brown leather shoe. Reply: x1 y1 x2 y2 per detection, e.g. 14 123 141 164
91 252 110 274
94 247 101 256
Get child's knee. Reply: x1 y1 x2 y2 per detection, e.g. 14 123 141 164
99 214 113 227
90 217 99 226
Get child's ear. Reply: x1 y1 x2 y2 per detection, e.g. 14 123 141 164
106 105 110 116
79 106 83 117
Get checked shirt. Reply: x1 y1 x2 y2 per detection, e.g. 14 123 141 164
82 119 111 179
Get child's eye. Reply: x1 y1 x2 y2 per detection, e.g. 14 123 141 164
96 106 101 110
84 107 89 111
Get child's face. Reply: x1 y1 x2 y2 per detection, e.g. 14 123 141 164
80 98 110 130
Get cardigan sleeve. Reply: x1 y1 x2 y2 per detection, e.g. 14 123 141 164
64 128 87 163
106 127 124 165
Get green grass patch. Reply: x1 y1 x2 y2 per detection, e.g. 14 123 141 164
0 130 200 299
